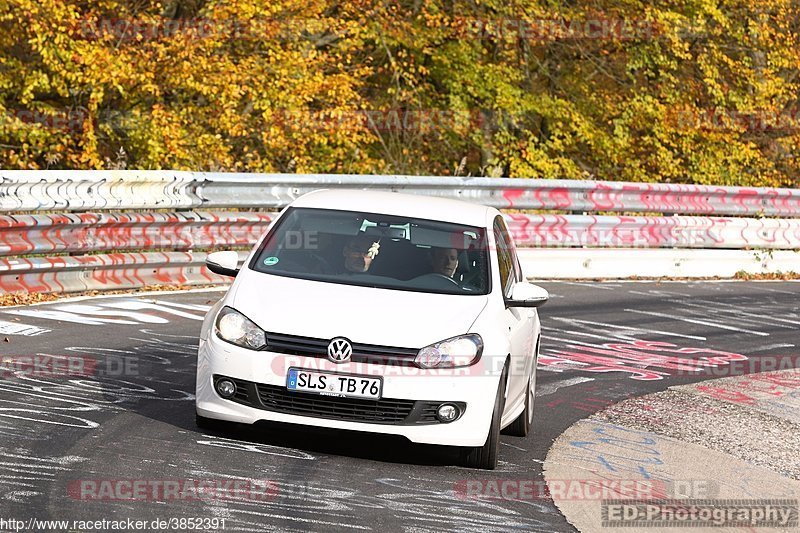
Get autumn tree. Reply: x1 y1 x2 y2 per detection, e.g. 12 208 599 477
1 0 798 187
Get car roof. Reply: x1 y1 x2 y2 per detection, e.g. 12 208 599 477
289 189 495 226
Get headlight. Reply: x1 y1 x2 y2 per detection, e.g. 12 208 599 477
415 334 483 368
215 307 267 350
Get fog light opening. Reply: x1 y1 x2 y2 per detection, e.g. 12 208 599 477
436 403 461 423
216 379 236 399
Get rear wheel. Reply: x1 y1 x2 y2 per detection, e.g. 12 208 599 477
463 367 507 470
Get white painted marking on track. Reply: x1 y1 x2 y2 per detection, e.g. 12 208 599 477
623 309 770 336
0 286 226 310
6 309 138 326
138 329 199 339
196 435 317 460
0 320 50 336
747 285 797 295
3 491 40 502
556 281 616 290
535 377 595 397
671 299 800 328
627 289 693 297
749 343 795 352
6 299 206 325
549 317 707 340
148 300 211 311
111 300 204 320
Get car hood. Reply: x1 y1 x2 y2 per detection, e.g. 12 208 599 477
229 269 489 349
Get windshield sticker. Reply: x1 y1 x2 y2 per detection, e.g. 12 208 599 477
263 257 279 266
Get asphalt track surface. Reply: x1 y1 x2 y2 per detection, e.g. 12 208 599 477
0 281 797 532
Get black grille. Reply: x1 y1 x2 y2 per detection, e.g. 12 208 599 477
418 402 442 423
256 384 414 423
212 375 463 425
264 333 329 356
263 332 419 365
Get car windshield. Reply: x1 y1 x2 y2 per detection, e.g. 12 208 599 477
250 207 490 295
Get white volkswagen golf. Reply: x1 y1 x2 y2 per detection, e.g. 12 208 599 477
196 190 547 469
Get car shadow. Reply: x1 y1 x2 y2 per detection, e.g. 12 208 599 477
196 416 468 467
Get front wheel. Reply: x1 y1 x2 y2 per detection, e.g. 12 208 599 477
505 374 533 437
463 369 506 470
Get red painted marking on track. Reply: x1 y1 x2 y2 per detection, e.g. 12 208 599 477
751 372 800 388
540 340 748 381
695 386 756 405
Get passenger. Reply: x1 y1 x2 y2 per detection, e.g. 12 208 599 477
342 235 381 273
429 247 458 277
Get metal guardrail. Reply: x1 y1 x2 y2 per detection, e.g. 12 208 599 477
3 170 800 216
0 211 272 256
196 174 800 216
0 210 269 294
0 171 201 211
505 214 800 249
4 211 796 256
0 251 249 294
1 170 799 294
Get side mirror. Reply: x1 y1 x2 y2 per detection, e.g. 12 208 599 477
206 251 240 278
506 282 549 308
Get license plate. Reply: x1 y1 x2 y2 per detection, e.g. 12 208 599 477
286 368 382 400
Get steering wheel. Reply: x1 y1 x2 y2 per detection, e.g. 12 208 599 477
412 272 460 287
433 273 460 286
307 253 333 273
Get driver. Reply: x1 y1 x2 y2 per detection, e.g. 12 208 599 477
429 247 458 277
342 235 381 273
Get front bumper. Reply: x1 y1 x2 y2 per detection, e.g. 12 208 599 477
196 334 499 447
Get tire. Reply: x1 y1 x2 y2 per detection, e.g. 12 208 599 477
463 367 507 470
505 339 539 437
505 374 534 437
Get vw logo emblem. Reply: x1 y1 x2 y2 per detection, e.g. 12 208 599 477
327 337 352 363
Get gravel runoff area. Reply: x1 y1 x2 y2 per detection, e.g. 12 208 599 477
593 369 800 481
